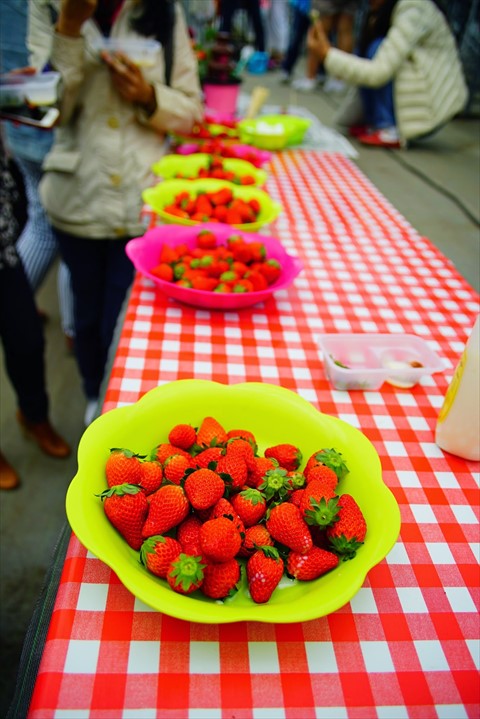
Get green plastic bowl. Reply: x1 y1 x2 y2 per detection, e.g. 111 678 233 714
66 380 401 624
142 178 282 232
151 153 267 187
238 115 312 150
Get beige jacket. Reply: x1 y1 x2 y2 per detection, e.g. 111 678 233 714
29 0 203 238
326 0 468 143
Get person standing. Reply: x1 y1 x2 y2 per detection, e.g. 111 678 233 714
219 0 266 52
0 132 71 491
29 0 203 426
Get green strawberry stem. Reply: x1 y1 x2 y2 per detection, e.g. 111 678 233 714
96 483 143 499
169 553 205 592
316 449 349 481
304 496 340 527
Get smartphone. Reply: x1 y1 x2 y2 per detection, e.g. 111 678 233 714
0 104 59 129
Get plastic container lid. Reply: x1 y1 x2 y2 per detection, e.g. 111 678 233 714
317 333 444 391
0 71 61 107
92 38 161 67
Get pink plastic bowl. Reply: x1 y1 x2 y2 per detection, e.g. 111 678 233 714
175 143 272 168
126 223 303 310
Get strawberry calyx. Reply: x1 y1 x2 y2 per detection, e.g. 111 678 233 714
168 553 206 592
315 449 349 481
139 535 169 565
328 534 364 560
257 545 281 561
109 447 146 460
304 496 340 527
96 483 143 500
259 468 291 502
287 472 305 490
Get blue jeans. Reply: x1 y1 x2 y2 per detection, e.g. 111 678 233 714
282 7 311 75
55 231 134 400
359 38 396 129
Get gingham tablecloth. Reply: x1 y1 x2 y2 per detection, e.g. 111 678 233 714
28 151 479 719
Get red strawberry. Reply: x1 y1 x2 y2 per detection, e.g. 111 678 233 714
196 229 217 249
225 437 257 469
184 468 225 510
246 456 278 489
142 484 190 538
305 463 338 490
247 546 284 603
208 497 245 537
286 546 339 580
196 416 228 448
168 423 197 450
140 535 182 578
201 558 241 599
231 488 266 527
266 502 313 554
300 479 339 527
257 259 281 285
286 471 306 491
194 446 223 468
216 452 248 490
166 553 205 595
199 516 242 562
238 524 274 557
288 488 305 508
163 453 195 485
138 458 163 495
264 443 302 472
326 494 367 559
304 448 349 482
105 448 144 487
99 483 148 550
226 428 257 448
176 515 204 555
155 442 191 464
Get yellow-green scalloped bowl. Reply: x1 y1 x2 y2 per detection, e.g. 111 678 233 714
151 153 268 187
142 178 282 232
66 381 401 624
238 115 312 150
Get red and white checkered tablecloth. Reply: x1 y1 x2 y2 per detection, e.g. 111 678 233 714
28 151 479 719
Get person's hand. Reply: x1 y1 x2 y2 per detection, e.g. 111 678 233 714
102 51 157 114
307 20 331 63
57 0 97 37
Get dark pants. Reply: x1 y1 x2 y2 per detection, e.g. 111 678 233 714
55 230 134 400
360 38 396 129
220 0 265 52
0 261 48 423
282 7 311 75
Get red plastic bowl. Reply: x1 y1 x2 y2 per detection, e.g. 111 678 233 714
126 223 303 310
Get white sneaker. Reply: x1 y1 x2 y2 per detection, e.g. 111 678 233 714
323 77 346 93
291 77 317 92
84 399 99 427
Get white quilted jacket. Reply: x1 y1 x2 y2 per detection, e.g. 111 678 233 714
325 0 468 143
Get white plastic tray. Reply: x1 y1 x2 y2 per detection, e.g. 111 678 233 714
317 333 444 390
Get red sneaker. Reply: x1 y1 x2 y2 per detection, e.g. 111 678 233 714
348 124 370 138
358 127 401 149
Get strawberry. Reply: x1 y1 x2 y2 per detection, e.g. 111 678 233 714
155 442 191 465
258 467 292 503
199 516 242 562
166 553 205 594
183 468 225 510
105 448 144 487
305 463 338 490
304 448 349 482
208 497 246 537
99 483 148 550
142 484 190 538
168 423 197 450
163 453 195 485
247 546 284 604
238 524 274 557
194 446 223 468
257 259 281 285
225 436 257 466
266 502 313 554
151 263 174 282
138 457 163 495
196 416 228 448
246 456 278 489
288 488 305 508
326 494 367 559
226 428 257 448
196 230 217 249
231 488 266 527
216 451 248 490
140 535 182 578
264 443 302 472
176 515 203 555
201 558 241 599
300 479 339 526
286 546 339 580
286 471 306 491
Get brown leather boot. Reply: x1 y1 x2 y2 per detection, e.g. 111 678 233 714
0 451 20 490
17 411 71 459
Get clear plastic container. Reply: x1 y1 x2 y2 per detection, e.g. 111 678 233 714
317 333 444 391
92 38 161 67
0 72 60 107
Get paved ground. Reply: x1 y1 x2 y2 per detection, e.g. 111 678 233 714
1 63 479 717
